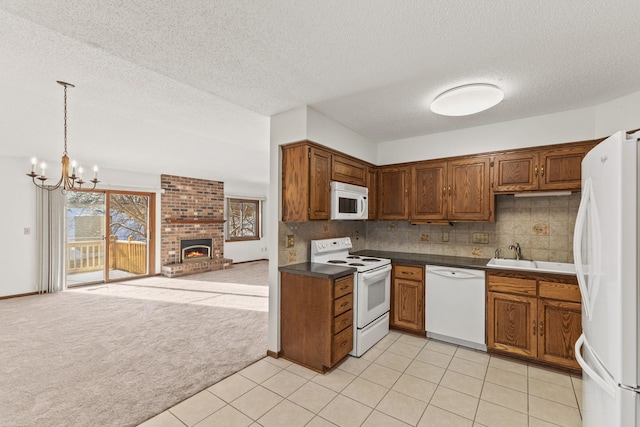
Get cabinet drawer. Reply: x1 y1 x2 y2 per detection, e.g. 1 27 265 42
487 275 536 296
332 325 353 363
539 281 581 303
334 310 353 334
394 264 423 281
334 294 353 316
334 275 354 299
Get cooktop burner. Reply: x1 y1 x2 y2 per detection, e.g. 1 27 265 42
311 237 391 272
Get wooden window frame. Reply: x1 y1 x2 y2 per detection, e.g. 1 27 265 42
226 198 260 242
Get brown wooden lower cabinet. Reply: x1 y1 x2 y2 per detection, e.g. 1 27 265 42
280 271 354 373
390 263 425 334
487 271 581 371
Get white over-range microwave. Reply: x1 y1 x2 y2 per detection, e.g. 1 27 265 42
330 181 368 220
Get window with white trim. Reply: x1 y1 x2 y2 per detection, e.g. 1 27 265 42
226 198 260 241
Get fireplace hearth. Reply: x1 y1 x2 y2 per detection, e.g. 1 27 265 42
180 238 213 263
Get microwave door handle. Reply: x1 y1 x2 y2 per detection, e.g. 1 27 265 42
360 197 365 215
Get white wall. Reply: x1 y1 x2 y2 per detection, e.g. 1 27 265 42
0 156 38 297
307 108 377 163
377 107 597 165
594 89 640 136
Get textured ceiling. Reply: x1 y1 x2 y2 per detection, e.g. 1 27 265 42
2 1 640 181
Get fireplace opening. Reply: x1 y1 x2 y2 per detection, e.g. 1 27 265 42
180 238 213 263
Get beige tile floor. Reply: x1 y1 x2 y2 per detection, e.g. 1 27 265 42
139 331 582 427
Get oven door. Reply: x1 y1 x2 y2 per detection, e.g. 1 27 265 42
356 264 391 327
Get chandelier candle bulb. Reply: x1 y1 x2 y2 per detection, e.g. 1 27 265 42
71 160 77 177
31 158 37 173
93 165 98 180
40 162 46 178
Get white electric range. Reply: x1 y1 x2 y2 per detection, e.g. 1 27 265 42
311 237 391 357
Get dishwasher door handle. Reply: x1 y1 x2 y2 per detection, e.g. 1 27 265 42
428 269 478 279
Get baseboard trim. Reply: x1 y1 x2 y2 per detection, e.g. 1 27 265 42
266 350 280 359
0 291 40 300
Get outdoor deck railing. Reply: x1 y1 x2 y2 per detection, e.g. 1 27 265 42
67 236 147 274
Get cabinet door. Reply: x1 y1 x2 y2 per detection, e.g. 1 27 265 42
281 144 311 222
411 161 447 221
538 146 589 191
309 147 331 220
280 272 333 369
367 167 377 220
448 157 491 221
537 299 581 369
391 278 424 333
332 154 367 187
378 166 410 220
487 292 537 358
492 152 539 192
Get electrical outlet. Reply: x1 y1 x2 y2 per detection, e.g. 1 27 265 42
442 232 450 242
286 235 295 248
24 227 30 235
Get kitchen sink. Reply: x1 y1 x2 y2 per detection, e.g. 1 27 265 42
486 258 576 275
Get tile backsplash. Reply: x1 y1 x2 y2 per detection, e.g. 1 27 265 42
279 193 580 265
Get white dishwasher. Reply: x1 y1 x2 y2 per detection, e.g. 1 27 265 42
425 265 486 351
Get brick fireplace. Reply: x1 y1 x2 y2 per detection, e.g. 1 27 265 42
160 174 232 278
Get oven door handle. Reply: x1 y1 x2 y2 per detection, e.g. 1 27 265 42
360 264 392 283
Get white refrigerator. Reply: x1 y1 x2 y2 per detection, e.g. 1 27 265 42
573 130 640 426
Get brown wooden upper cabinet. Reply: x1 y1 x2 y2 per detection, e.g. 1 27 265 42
332 154 367 187
282 143 331 221
367 167 377 220
493 143 596 193
378 166 410 220
411 157 492 221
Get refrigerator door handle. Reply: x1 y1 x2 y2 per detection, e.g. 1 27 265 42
574 179 592 319
573 178 601 320
575 334 617 397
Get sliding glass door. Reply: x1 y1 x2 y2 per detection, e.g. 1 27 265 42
66 190 155 287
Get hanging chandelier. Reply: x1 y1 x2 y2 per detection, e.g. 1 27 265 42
27 81 99 192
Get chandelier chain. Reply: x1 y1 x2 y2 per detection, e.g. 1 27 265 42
63 83 68 155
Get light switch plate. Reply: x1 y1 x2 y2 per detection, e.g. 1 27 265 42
286 235 295 248
442 232 450 242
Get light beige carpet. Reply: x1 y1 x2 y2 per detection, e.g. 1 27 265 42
0 289 267 427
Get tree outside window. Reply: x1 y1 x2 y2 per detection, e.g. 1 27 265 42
227 199 259 241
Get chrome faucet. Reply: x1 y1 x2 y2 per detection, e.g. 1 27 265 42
494 248 501 259
508 243 522 260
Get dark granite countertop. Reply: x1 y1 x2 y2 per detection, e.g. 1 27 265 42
278 262 357 279
351 250 490 270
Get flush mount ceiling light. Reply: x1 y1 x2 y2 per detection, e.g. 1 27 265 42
430 83 504 116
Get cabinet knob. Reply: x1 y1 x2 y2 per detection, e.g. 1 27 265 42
533 320 537 335
535 165 539 177
540 165 545 177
